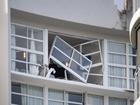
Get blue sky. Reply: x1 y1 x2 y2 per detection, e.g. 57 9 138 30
114 0 124 11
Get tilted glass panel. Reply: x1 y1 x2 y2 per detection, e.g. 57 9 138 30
55 37 73 57
52 48 71 65
50 36 92 82
73 50 91 68
70 61 88 79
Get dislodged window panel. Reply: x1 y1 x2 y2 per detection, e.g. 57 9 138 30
49 36 92 83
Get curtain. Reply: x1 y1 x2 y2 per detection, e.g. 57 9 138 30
29 40 38 75
88 94 104 105
109 77 126 88
48 101 64 105
48 89 64 101
109 97 127 105
109 66 126 77
108 54 126 65
108 42 125 53
28 85 43 97
28 97 43 105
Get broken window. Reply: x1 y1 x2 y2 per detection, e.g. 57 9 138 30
49 36 92 83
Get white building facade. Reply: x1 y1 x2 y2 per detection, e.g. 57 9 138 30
0 0 136 105
129 0 140 105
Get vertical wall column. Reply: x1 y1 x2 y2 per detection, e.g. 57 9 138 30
103 40 108 87
137 29 140 99
0 0 10 105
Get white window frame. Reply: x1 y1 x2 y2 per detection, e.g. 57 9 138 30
106 40 136 90
11 82 44 105
10 23 48 76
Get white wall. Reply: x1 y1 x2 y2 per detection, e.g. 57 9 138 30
0 0 10 105
10 0 122 29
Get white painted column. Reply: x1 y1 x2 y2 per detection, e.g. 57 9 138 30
104 95 109 105
0 0 10 105
44 87 48 105
103 39 108 87
137 29 140 100
44 29 48 65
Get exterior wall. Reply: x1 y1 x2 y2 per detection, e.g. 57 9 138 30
8 0 135 105
9 0 122 30
0 0 10 105
10 15 134 105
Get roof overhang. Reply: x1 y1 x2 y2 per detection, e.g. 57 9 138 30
129 8 140 48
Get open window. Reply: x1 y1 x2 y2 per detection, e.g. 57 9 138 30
49 36 92 83
75 40 103 85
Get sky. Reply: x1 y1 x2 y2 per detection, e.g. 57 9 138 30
114 0 125 11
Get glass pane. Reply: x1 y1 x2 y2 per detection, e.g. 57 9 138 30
52 48 70 65
12 50 27 61
28 40 43 52
129 45 136 54
28 85 43 97
90 66 102 74
14 25 27 37
12 82 27 94
55 37 73 57
108 66 126 77
86 53 101 64
109 97 127 105
70 61 88 79
73 51 91 68
11 24 15 34
12 94 27 105
67 103 81 105
88 75 103 85
109 77 126 88
67 92 82 103
48 89 64 101
129 68 135 78
28 28 32 38
108 54 126 65
28 64 39 75
28 97 43 105
82 41 99 54
13 36 27 48
108 41 126 53
129 56 136 66
88 95 104 105
28 53 43 64
33 29 43 40
129 79 134 89
48 101 64 105
14 61 26 73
